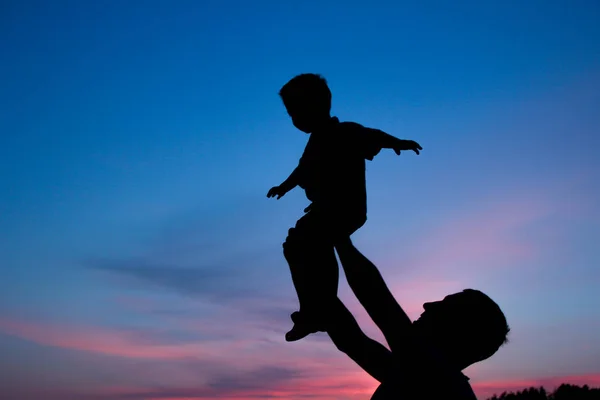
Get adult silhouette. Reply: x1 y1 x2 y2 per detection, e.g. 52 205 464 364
291 237 510 399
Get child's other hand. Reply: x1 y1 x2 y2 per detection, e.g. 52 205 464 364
393 139 422 155
267 185 287 199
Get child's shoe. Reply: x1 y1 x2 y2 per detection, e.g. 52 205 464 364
285 311 324 342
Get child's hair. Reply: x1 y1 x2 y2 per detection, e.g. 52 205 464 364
461 289 510 362
279 73 332 114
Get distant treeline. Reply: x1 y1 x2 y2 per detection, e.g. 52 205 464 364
487 384 600 400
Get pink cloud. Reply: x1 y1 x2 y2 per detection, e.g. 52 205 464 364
8 371 600 400
0 318 216 360
399 170 600 278
400 196 553 274
0 313 357 369
0 315 375 394
71 371 377 400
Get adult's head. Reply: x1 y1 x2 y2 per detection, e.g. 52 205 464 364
413 289 510 370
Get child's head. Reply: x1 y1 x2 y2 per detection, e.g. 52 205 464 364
413 289 510 369
279 73 332 133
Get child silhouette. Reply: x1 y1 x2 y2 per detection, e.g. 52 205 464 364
267 73 422 341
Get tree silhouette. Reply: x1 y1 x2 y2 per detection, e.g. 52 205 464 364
487 384 600 400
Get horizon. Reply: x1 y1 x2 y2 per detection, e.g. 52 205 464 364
1 1 600 399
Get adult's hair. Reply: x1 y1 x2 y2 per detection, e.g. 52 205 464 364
460 289 510 363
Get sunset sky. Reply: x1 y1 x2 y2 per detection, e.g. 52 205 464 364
1 1 599 399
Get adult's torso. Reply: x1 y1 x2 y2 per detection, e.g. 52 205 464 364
370 371 477 400
370 347 477 400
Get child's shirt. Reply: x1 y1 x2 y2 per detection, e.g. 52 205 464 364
295 117 382 221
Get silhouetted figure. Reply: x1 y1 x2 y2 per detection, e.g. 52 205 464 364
267 73 422 341
302 237 510 399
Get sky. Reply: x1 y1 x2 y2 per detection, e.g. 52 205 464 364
0 0 599 399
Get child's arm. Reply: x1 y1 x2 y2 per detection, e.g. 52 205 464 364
266 165 302 199
326 298 393 383
281 165 302 191
354 126 422 159
368 127 422 155
335 237 413 354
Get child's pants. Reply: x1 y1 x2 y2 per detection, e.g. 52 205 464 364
283 207 366 328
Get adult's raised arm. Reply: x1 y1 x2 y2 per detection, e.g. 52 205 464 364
335 238 412 352
324 298 393 383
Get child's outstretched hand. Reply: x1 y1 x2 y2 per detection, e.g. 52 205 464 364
392 139 422 155
267 185 288 199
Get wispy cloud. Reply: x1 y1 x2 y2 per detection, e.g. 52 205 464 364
85 196 293 308
91 259 254 301
0 318 216 360
74 369 376 400
0 315 378 400
393 194 553 276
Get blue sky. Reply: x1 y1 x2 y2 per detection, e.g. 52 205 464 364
1 1 599 399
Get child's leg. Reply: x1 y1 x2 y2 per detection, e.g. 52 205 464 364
284 243 338 340
283 212 339 340
304 239 339 325
283 234 318 342
297 208 365 320
283 231 311 313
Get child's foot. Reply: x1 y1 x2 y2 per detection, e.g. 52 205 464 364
285 312 323 342
285 322 316 342
292 311 327 332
